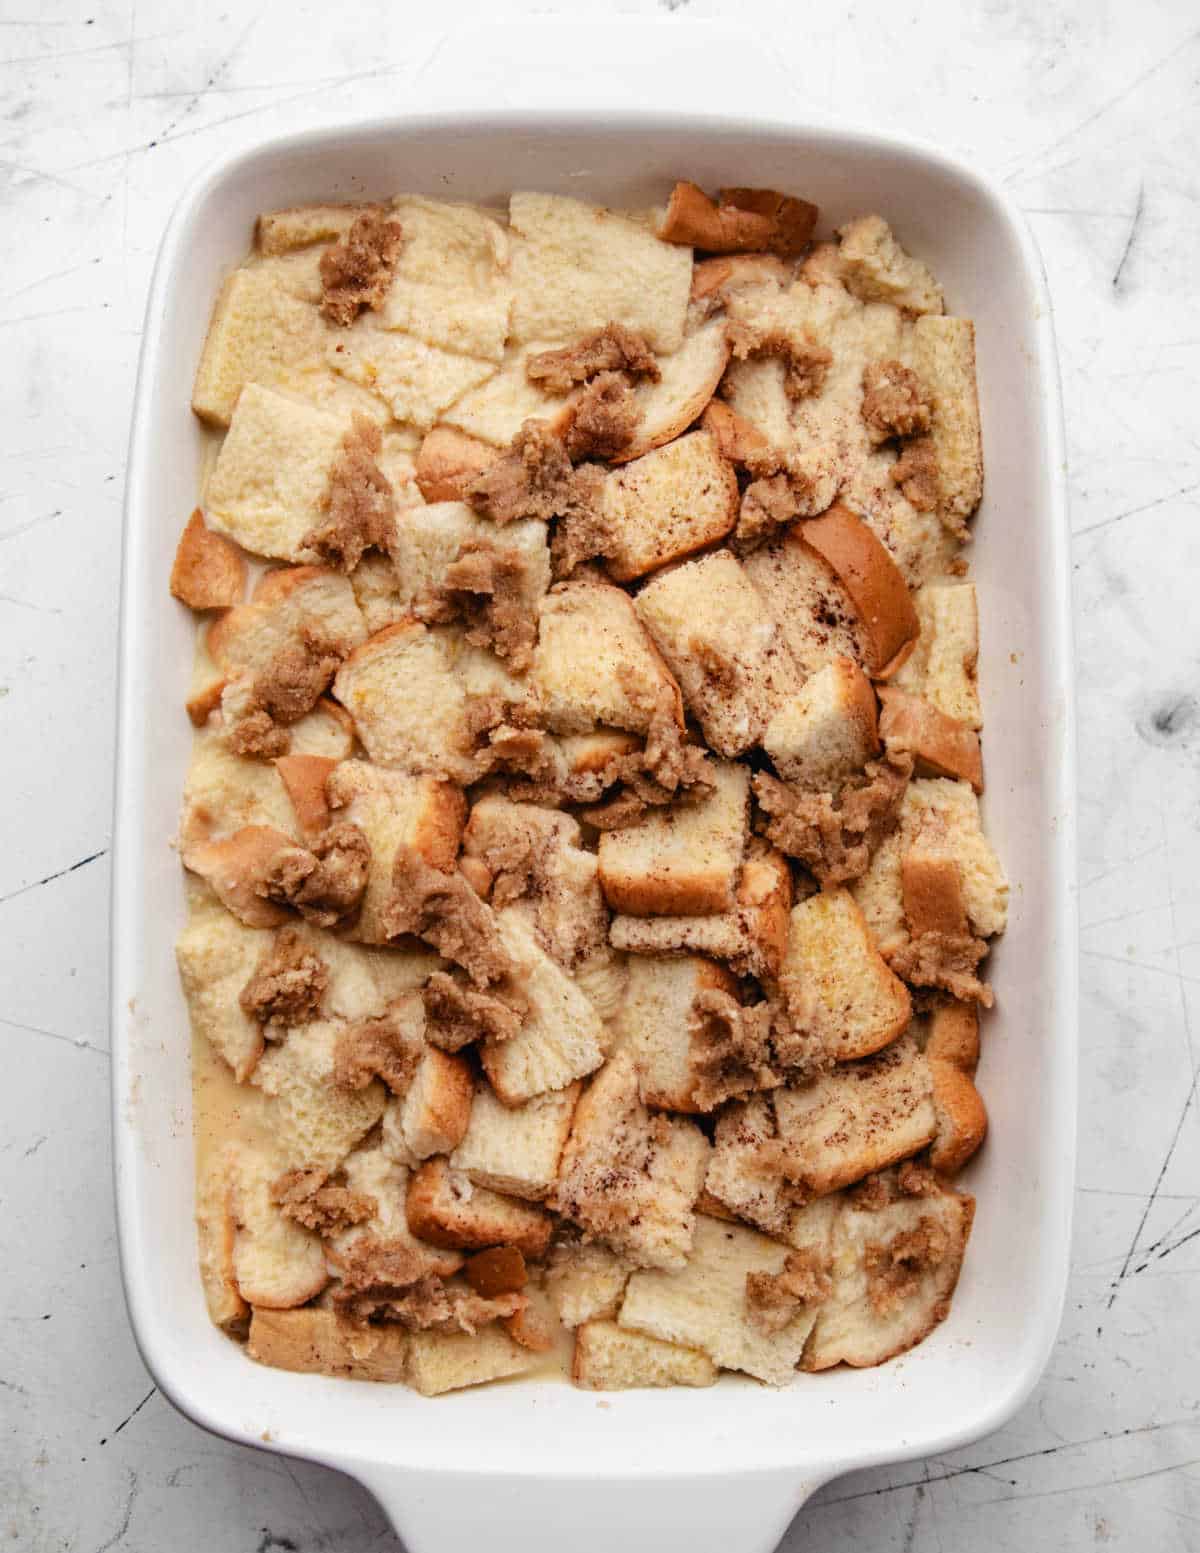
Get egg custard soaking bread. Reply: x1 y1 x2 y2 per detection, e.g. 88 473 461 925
174 181 1000 1393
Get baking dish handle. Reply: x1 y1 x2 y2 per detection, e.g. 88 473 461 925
359 1466 830 1553
407 16 802 121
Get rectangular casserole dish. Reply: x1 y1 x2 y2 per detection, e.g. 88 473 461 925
113 96 1076 1553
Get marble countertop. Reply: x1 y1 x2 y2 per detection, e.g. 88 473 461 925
3 1 1199 1548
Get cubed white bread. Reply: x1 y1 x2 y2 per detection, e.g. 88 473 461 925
332 622 535 784
635 552 802 757
892 583 981 729
207 566 366 684
837 215 945 316
802 1180 974 1369
532 576 683 736
600 430 738 582
380 196 512 362
799 504 919 677
226 1142 328 1309
414 426 502 502
851 829 907 958
349 552 410 636
609 839 792 980
248 1306 409 1381
405 1156 553 1259
705 1038 936 1230
186 620 228 726
479 911 607 1106
204 386 352 561
192 268 328 427
252 1021 387 1174
771 1035 936 1202
720 355 792 448
572 945 629 1027
598 761 750 917
877 686 983 793
176 890 271 1081
572 1320 716 1390
700 398 772 465
782 890 911 1062
911 316 982 520
313 935 441 1024
450 1081 581 1200
381 1046 475 1164
179 711 350 857
180 825 303 929
545 1241 633 1328
256 202 365 254
554 1051 709 1270
329 1142 463 1278
390 501 550 619
463 794 606 970
619 1214 823 1386
328 323 497 432
196 1148 249 1330
508 192 692 355
927 1058 988 1175
763 657 880 788
903 779 1007 938
921 1000 980 1074
619 954 741 1112
404 1323 541 1396
170 509 247 611
613 318 731 463
325 759 466 943
437 342 574 448
743 529 868 682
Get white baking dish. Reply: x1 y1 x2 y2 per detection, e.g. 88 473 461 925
112 94 1076 1553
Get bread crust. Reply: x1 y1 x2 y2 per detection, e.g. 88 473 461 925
171 510 247 609
800 504 918 675
878 686 983 792
415 426 503 502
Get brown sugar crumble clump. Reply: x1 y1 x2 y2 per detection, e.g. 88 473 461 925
333 995 425 1093
319 207 404 326
303 414 396 573
564 372 641 461
527 323 660 395
861 360 932 444
239 927 328 1027
272 1167 377 1234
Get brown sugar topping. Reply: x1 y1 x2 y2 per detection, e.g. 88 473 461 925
865 1215 951 1316
527 323 661 395
303 414 396 573
383 847 520 989
319 207 404 326
726 317 833 401
754 752 913 888
226 709 291 760
422 969 526 1051
890 930 994 1006
466 419 598 526
239 926 328 1027
265 821 370 928
861 360 932 444
690 988 779 1111
744 1247 833 1334
891 435 941 512
564 372 641 461
333 994 425 1093
271 1167 377 1234
440 538 539 671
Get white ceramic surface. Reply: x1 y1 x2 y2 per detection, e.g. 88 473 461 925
111 103 1075 1553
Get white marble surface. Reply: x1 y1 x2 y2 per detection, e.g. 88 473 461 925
2 1 1199 1548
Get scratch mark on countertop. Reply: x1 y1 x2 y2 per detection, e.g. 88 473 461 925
971 1455 1200 1509
1106 1065 1200 1309
100 1385 157 1446
1112 182 1146 292
0 508 62 542
811 1419 1198 1508
1074 480 1200 538
95 1468 138 1552
0 847 108 905
0 1015 109 1057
